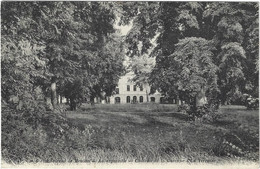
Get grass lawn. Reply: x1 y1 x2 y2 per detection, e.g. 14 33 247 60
65 103 259 163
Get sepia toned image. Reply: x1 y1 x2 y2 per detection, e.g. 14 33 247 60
1 1 259 168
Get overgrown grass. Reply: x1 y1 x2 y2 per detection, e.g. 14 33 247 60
2 103 258 163
64 103 259 163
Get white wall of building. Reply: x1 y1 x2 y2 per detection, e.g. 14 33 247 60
109 72 162 104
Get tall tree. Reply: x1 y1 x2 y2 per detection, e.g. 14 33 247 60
1 2 49 109
2 2 126 110
202 2 259 103
121 2 258 109
168 38 218 107
129 54 155 101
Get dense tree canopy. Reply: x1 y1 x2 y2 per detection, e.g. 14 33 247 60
2 2 125 110
1 2 126 162
121 2 259 107
129 54 155 84
2 1 258 114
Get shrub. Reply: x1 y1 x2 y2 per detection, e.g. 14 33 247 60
213 130 246 158
2 106 47 163
177 104 190 113
212 126 259 161
1 102 94 163
178 103 219 122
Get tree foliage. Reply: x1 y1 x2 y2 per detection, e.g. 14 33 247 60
121 2 259 107
2 1 125 110
130 54 155 85
1 2 125 163
169 37 218 98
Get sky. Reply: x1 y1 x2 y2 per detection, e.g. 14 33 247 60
115 24 132 36
113 18 158 69
113 18 133 67
114 19 133 36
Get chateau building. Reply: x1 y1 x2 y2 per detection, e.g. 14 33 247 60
109 72 162 104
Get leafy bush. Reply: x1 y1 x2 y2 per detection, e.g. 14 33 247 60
213 133 245 158
2 106 46 163
177 104 190 113
178 104 219 122
228 90 244 105
212 126 259 161
1 103 94 163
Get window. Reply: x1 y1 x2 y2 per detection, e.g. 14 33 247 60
133 96 137 103
139 96 143 103
140 85 143 91
115 88 119 94
126 96 130 103
160 97 164 104
150 97 155 102
127 85 130 91
133 85 137 91
115 97 120 104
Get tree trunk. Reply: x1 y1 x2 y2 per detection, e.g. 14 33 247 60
57 95 59 105
146 89 149 102
90 95 95 105
96 96 100 104
220 89 229 105
50 77 57 109
70 97 76 111
221 96 227 105
60 96 62 104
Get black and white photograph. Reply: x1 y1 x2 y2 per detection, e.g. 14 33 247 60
1 1 259 168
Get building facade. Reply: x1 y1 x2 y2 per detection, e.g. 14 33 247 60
109 72 162 104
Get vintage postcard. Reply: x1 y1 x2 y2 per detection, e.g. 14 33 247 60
1 1 259 169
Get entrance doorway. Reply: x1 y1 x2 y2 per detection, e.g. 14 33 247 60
133 96 137 103
139 96 143 103
150 97 155 102
115 97 120 104
126 96 130 103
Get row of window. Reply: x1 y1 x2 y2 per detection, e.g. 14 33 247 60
114 96 156 103
126 96 143 103
115 85 144 94
127 85 143 91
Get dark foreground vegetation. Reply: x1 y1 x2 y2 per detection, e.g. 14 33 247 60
2 104 258 163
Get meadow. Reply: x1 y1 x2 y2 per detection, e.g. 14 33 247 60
64 103 259 163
